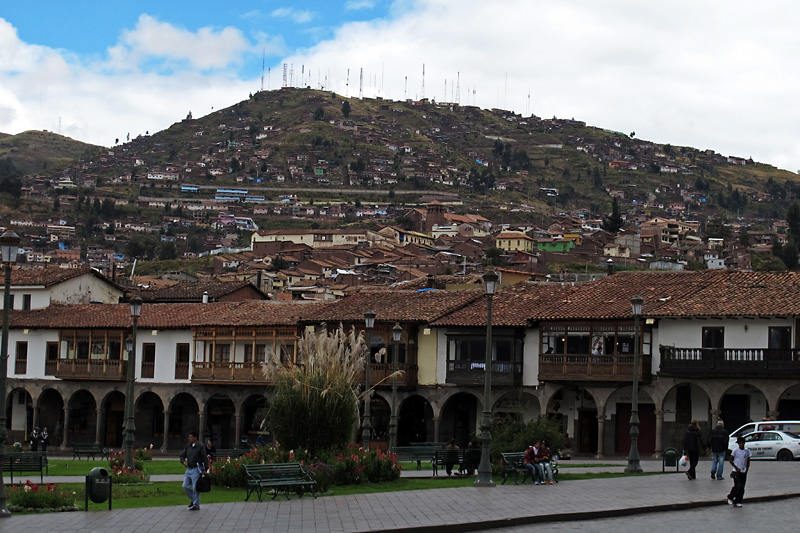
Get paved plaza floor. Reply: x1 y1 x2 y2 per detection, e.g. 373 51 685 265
0 459 797 532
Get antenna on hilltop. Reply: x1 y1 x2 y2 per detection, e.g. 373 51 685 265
289 64 294 87
261 49 265 92
456 72 460 105
282 63 288 87
346 68 350 97
359 68 363 99
421 63 425 100
527 89 531 116
404 76 408 100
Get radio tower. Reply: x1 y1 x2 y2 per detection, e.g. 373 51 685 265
359 68 363 98
455 72 461 105
289 64 294 87
346 68 350 97
421 63 425 100
260 49 265 92
282 63 288 87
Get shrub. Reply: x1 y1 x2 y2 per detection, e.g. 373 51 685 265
7 481 78 512
134 446 154 462
490 415 568 460
108 451 143 472
110 466 150 484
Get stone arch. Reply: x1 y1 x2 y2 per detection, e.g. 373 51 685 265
368 394 391 446
241 394 270 443
719 383 769 434
7 386 33 446
542 385 599 455
493 389 541 421
777 383 800 419
167 392 200 450
606 385 657 455
67 389 99 445
439 391 480 447
99 390 126 448
205 393 236 448
37 388 65 447
136 390 165 449
660 382 712 451
397 394 434 446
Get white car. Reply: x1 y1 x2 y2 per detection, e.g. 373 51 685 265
733 430 800 461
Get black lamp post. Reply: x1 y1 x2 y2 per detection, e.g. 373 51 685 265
124 295 142 469
475 270 498 488
625 295 644 474
362 310 375 450
0 229 20 517
388 323 402 451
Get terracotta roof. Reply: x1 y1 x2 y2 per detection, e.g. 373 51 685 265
9 301 332 329
11 267 120 289
136 280 266 302
300 289 483 324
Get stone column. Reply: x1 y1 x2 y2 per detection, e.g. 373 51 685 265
94 407 103 447
433 416 440 443
161 410 170 453
654 409 665 459
235 414 243 446
32 406 40 430
767 410 779 420
595 413 606 458
198 411 206 444
710 409 721 428
61 408 70 450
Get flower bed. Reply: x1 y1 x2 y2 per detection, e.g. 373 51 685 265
109 466 150 484
208 444 400 492
7 481 79 513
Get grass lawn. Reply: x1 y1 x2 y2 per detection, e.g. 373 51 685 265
46 460 187 476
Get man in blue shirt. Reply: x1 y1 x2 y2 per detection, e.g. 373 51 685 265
727 436 751 508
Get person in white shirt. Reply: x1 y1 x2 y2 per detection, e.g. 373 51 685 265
727 436 751 508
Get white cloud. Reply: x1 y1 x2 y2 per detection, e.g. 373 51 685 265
271 8 315 24
345 0 376 10
106 14 251 71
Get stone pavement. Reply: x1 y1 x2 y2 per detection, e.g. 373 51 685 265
0 460 797 532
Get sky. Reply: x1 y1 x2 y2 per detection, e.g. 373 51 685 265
2 1 800 171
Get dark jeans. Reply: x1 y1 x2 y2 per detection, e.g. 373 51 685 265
728 471 747 504
686 450 699 479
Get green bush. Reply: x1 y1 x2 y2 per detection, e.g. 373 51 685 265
7 481 78 512
490 415 568 460
134 447 154 462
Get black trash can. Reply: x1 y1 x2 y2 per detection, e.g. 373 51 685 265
85 467 112 510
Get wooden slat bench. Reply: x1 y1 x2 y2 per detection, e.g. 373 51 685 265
432 449 481 477
1 452 48 483
499 451 560 484
244 463 317 502
390 445 442 470
72 444 109 460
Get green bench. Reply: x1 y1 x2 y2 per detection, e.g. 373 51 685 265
72 443 109 461
1 452 48 483
244 463 317 502
431 449 482 476
500 451 559 484
391 445 442 470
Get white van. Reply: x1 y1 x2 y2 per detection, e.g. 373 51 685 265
727 420 800 451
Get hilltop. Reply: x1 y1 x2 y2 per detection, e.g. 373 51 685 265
0 130 100 177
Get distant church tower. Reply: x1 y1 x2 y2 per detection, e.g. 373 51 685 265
425 201 446 234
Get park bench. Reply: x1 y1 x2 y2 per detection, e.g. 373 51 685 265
1 452 48 483
432 449 481 477
213 448 250 461
391 445 442 470
244 462 317 502
72 443 109 461
500 451 559 484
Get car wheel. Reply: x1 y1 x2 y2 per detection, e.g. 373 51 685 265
777 449 793 461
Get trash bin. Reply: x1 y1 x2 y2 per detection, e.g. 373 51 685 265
85 467 112 510
662 447 679 472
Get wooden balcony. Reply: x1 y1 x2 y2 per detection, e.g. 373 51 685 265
659 347 800 377
538 353 652 383
446 360 522 387
364 363 419 389
48 359 127 380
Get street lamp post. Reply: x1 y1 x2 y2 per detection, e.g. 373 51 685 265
475 270 499 488
625 295 644 474
0 230 20 517
362 310 376 450
124 296 142 469
388 323 402 451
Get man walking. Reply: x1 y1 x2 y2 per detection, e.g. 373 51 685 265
682 419 702 480
727 436 751 508
180 431 208 511
708 419 728 480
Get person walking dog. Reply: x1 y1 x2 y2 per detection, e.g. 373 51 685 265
180 431 208 511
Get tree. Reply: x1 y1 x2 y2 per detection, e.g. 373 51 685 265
787 202 800 243
265 325 377 455
601 197 625 234
341 100 351 118
313 107 325 121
